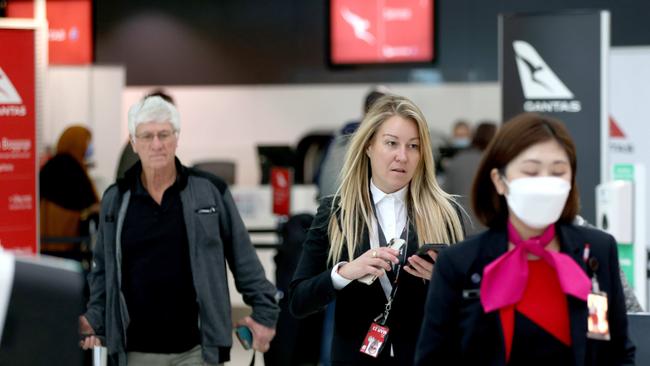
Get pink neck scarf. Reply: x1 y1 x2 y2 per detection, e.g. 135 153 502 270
480 221 591 313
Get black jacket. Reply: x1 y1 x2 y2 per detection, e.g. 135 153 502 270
289 196 443 366
415 224 635 366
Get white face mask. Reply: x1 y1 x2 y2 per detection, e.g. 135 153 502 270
502 176 571 229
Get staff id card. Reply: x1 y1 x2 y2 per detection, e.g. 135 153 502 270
587 291 610 340
360 322 389 358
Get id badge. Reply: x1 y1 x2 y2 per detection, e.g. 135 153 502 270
360 322 389 358
587 291 610 340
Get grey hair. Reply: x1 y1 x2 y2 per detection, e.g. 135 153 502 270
128 96 180 136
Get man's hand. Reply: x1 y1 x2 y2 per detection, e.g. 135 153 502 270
236 316 276 353
79 315 102 350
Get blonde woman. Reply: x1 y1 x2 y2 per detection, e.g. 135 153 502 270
289 95 464 365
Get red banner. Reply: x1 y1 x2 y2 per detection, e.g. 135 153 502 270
271 167 292 217
0 28 37 254
7 0 93 64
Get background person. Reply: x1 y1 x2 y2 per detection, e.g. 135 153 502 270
80 95 279 365
290 95 465 365
449 119 472 149
435 119 472 176
442 121 498 235
40 125 99 261
415 113 634 365
317 88 387 198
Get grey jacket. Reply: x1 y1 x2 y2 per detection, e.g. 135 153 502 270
84 160 279 365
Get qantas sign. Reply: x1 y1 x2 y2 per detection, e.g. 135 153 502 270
513 41 582 113
0 68 27 117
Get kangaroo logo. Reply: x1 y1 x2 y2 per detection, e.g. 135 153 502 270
513 40 574 100
0 68 23 105
341 8 375 45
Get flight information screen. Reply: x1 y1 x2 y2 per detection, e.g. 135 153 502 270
330 0 434 65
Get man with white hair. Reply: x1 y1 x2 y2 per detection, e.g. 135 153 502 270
79 95 279 365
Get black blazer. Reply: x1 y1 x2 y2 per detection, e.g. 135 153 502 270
415 224 635 366
289 196 432 366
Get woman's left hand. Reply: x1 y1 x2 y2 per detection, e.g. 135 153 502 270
404 250 436 280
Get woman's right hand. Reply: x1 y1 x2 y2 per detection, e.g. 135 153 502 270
337 247 400 280
79 315 102 350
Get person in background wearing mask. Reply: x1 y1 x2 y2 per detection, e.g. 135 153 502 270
442 121 497 235
415 113 634 365
40 125 99 261
450 120 472 149
436 120 472 176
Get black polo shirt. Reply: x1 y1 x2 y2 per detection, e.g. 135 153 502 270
120 173 200 353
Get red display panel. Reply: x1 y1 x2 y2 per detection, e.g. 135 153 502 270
7 0 93 64
0 28 37 254
271 167 292 217
330 0 434 64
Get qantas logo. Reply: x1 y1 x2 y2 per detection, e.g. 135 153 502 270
0 68 22 104
513 41 573 99
609 115 634 154
512 41 581 113
609 116 625 138
341 8 375 45
0 68 27 117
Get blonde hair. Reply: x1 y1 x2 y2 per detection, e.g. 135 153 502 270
327 95 465 263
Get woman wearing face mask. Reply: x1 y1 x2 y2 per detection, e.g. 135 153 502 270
289 95 465 365
415 113 634 365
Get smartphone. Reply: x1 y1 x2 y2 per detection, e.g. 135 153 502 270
357 238 406 285
235 326 253 350
416 243 449 263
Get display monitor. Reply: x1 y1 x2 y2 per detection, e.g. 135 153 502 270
329 0 434 65
0 254 84 365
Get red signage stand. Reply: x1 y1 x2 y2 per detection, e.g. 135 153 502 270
0 18 46 254
271 167 292 217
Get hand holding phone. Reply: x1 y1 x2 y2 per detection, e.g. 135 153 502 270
235 326 254 350
416 243 449 264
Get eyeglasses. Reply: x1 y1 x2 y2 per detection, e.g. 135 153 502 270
134 130 176 144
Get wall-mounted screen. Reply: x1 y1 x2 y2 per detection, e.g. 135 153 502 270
329 0 434 65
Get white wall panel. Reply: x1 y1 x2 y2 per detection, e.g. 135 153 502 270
124 83 501 185
45 66 125 194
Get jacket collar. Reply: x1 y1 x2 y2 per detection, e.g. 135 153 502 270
117 157 189 193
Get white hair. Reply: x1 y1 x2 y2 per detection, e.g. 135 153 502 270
128 96 180 136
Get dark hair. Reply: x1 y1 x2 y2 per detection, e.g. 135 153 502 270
144 89 175 105
471 113 579 228
364 90 386 114
471 122 498 150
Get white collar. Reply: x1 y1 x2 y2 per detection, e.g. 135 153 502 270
370 179 408 205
